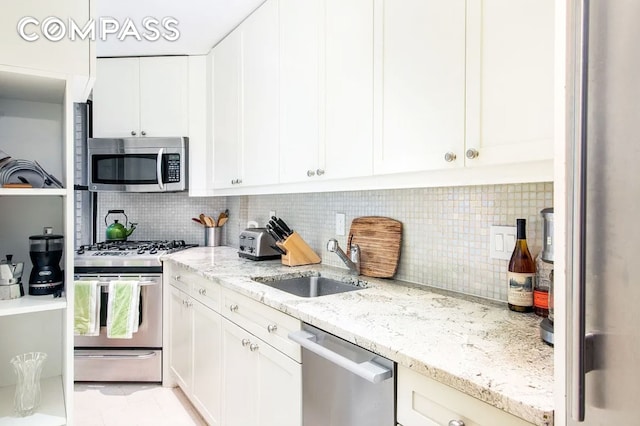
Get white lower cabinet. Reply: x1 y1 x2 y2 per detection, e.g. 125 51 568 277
397 365 533 426
166 263 301 426
222 318 301 426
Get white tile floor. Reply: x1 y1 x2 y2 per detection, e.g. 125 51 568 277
74 383 207 426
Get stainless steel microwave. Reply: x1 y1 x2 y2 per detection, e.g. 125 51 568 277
88 137 188 192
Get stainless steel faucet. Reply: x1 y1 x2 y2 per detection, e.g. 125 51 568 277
327 239 361 275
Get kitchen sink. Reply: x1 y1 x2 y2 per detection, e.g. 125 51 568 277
253 275 365 298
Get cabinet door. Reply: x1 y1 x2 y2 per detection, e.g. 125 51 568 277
93 58 140 138
375 0 466 174
169 287 192 391
192 299 222 426
464 0 554 167
323 0 374 180
0 0 90 76
139 56 189 137
255 337 301 426
213 31 242 189
279 0 321 183
242 0 280 187
222 319 258 426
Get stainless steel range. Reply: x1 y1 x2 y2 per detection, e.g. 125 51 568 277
74 240 196 382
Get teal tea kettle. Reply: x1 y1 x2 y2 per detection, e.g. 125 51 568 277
105 210 137 241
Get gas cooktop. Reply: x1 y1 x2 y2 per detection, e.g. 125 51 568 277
75 240 198 271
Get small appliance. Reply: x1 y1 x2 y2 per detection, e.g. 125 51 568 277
88 137 188 192
238 228 281 260
28 227 64 296
104 209 137 241
0 254 24 300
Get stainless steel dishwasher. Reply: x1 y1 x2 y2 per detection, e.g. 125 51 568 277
289 324 395 426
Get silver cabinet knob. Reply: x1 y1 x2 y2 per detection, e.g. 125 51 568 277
241 338 251 347
267 324 277 333
229 304 238 312
448 420 465 426
465 148 479 159
173 275 181 281
316 169 325 176
307 170 316 177
237 179 242 184
249 343 259 352
141 131 146 136
444 152 457 162
198 288 206 296
131 130 137 136
230 179 235 185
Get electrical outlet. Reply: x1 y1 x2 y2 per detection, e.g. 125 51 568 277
269 210 276 219
335 213 346 236
490 225 517 260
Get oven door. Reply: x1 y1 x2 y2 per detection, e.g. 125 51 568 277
73 274 162 348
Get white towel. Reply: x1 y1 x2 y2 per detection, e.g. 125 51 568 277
106 280 140 339
74 280 100 336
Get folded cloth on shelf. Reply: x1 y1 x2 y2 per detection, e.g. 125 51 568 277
74 280 100 336
106 280 140 339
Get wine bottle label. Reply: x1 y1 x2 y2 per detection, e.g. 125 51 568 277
533 290 549 309
508 272 534 307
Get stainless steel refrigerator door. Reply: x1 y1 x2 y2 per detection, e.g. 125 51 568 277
567 0 640 423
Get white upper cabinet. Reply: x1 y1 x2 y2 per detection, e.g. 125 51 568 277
213 0 279 190
279 0 321 184
464 0 554 167
93 56 188 138
374 0 466 175
323 0 374 180
0 0 92 78
241 0 280 187
213 30 242 189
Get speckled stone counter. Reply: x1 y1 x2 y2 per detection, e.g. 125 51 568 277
163 246 554 426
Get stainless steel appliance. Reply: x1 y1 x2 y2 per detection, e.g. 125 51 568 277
0 254 24 299
74 240 196 382
88 137 188 192
567 0 640 423
289 324 395 426
238 228 281 260
539 207 554 345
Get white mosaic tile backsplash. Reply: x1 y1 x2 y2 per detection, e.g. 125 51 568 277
95 182 552 302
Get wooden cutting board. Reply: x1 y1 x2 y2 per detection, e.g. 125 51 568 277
347 216 402 278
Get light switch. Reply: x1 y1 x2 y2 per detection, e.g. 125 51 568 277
490 225 517 260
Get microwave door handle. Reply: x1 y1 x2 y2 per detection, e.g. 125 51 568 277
156 148 165 190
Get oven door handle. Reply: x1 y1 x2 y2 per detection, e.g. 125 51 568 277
74 352 158 360
73 279 158 287
157 148 165 190
289 330 392 384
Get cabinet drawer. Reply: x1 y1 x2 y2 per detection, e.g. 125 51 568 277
167 265 221 311
222 288 301 362
166 264 191 294
397 365 534 426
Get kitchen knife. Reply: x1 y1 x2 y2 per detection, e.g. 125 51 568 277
272 216 293 236
270 219 291 239
265 223 284 242
270 244 286 255
267 222 287 241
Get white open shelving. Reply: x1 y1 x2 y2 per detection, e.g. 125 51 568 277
0 376 66 426
0 189 67 197
0 296 67 317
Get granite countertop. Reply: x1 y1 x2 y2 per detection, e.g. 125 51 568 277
163 246 554 426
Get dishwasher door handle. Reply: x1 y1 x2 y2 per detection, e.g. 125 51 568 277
289 330 393 384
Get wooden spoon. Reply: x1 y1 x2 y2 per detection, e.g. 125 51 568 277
217 216 228 227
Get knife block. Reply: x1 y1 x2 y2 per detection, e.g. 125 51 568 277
278 232 321 266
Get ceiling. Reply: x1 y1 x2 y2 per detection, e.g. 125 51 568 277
96 0 265 57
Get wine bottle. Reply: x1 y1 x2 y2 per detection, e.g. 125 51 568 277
508 218 535 312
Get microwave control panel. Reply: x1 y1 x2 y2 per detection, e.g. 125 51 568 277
164 154 181 183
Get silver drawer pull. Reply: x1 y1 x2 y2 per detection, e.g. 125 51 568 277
229 304 238 312
249 343 259 352
198 288 207 296
75 352 157 360
448 421 465 426
267 324 278 333
241 339 251 347
173 275 181 281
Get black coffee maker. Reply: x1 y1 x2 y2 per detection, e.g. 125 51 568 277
29 227 64 296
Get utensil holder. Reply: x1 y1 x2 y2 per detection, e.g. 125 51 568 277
204 227 221 247
11 352 47 416
279 232 321 266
